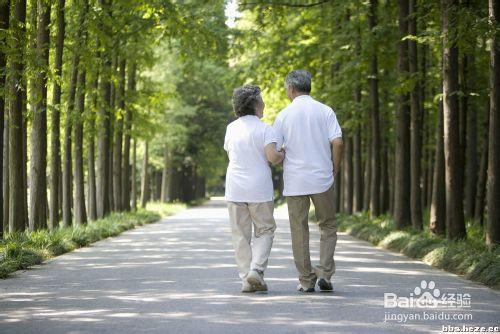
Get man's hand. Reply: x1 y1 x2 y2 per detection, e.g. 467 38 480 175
331 138 344 177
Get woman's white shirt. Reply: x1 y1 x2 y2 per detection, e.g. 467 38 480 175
224 115 278 203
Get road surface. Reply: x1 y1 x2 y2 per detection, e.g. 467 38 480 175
1 199 499 333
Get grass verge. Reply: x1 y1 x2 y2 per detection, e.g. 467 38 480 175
328 212 500 290
0 202 186 279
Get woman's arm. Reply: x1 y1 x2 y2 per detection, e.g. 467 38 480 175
265 143 285 165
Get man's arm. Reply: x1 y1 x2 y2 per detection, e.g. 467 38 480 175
331 138 344 177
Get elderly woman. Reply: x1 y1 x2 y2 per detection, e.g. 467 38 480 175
224 85 284 293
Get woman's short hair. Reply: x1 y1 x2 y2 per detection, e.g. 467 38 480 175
232 85 262 117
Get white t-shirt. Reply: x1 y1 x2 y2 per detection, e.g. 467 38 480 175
273 95 342 196
224 115 279 203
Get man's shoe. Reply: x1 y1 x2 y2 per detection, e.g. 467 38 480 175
297 284 315 293
247 269 268 292
241 279 256 293
317 278 333 291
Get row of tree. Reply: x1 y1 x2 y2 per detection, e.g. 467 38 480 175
234 0 499 247
0 0 231 237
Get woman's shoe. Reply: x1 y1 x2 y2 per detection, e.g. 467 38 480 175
242 279 256 293
247 269 268 292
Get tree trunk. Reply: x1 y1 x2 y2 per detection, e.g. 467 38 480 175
464 55 477 219
8 0 27 233
87 74 98 221
486 0 500 247
195 176 206 200
363 143 371 212
161 145 169 202
2 116 8 233
62 54 79 227
423 102 434 209
394 0 411 230
339 165 344 213
73 64 87 225
28 0 50 231
122 62 135 211
168 165 180 202
353 127 363 212
131 139 137 210
97 0 111 218
113 59 125 211
353 85 363 213
343 136 353 214
58 167 62 217
353 28 363 213
154 170 162 201
475 104 489 224
22 89 27 230
425 152 434 210
27 0 37 118
368 0 381 217
389 153 395 215
182 164 195 203
381 134 390 213
108 54 116 212
0 0 9 237
421 44 430 209
408 0 422 230
430 101 446 235
442 0 466 240
140 141 149 208
87 129 97 220
49 0 65 230
63 1 87 226
459 56 468 187
26 0 35 228
97 71 111 218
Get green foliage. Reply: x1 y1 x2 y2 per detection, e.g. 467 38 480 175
45 0 233 195
137 38 233 188
0 203 184 279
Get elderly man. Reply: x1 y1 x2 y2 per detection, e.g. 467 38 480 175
273 70 344 293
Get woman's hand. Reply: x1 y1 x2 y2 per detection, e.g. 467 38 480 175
265 143 285 165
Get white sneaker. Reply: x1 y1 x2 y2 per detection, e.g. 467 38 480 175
247 269 268 292
241 279 256 293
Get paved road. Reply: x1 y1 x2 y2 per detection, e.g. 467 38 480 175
1 199 499 334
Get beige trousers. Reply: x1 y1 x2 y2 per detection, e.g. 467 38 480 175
286 184 337 288
227 201 276 279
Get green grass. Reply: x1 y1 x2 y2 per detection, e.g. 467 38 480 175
327 212 500 289
0 202 186 279
145 201 187 217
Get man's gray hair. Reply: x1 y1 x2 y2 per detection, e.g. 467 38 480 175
285 70 312 93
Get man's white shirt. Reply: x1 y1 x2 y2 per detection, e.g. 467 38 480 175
273 95 342 196
224 115 279 203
